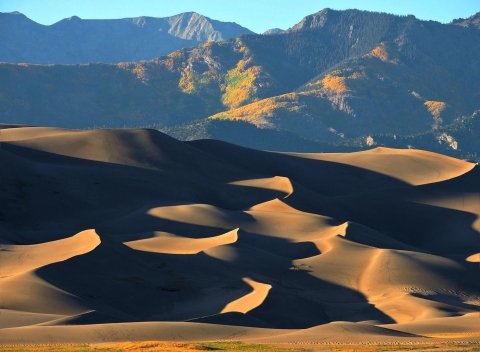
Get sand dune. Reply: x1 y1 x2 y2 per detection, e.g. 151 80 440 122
1 126 479 345
221 278 272 314
0 126 75 142
1 270 94 315
246 321 422 344
334 174 480 253
381 312 480 337
0 229 100 277
188 140 474 195
0 321 291 344
125 229 239 254
286 147 475 186
466 253 480 262
0 309 65 329
228 176 293 198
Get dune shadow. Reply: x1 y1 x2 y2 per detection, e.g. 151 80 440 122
187 139 412 196
0 142 298 237
336 197 480 254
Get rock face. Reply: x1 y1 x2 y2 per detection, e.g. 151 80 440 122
0 11 254 64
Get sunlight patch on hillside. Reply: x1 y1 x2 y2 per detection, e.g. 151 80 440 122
318 74 348 93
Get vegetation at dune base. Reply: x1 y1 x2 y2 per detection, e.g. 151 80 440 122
1 341 480 352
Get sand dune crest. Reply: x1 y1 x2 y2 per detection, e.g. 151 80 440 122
285 147 474 186
247 198 301 213
221 278 272 314
229 176 293 198
124 228 239 254
0 126 75 142
466 253 480 262
0 229 100 277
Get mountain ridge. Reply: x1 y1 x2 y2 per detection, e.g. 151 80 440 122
451 11 480 28
0 11 254 64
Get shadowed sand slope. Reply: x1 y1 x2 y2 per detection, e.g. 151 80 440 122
188 140 474 195
1 126 480 344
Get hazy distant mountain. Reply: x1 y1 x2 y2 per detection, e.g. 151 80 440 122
0 11 254 64
263 28 284 35
451 11 480 28
1 8 480 160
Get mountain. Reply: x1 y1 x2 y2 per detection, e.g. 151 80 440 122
0 11 254 64
451 11 480 28
1 8 480 160
263 28 284 35
211 10 480 138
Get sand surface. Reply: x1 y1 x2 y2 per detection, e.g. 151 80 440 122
0 127 479 345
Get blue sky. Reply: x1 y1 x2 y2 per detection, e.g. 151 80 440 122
1 0 479 33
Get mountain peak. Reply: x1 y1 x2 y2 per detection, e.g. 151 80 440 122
263 28 284 35
181 11 202 17
168 11 207 22
1 11 27 18
166 11 253 41
288 8 337 31
0 11 36 25
288 8 410 33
